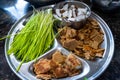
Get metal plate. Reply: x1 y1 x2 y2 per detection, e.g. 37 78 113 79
5 5 114 80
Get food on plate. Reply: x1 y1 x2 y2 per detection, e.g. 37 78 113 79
53 1 91 29
58 18 104 60
7 10 55 71
33 50 82 79
54 3 90 22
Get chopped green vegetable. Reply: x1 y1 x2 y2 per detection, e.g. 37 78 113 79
7 10 55 71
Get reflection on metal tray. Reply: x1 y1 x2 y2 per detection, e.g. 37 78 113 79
5 5 114 80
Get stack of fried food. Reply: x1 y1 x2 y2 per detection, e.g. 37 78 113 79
58 18 104 60
33 50 82 80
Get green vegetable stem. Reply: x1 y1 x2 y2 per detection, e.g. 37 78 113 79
7 9 56 71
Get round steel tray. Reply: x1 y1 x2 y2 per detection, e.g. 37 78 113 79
5 5 114 80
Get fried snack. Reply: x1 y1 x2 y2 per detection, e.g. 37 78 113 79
58 18 104 60
33 51 82 79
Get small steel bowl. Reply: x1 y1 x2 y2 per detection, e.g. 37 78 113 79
53 1 91 29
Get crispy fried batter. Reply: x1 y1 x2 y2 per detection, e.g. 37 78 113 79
33 51 82 79
62 39 79 50
53 66 68 78
52 50 66 64
33 59 51 74
36 74 52 80
66 54 82 69
58 18 104 60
